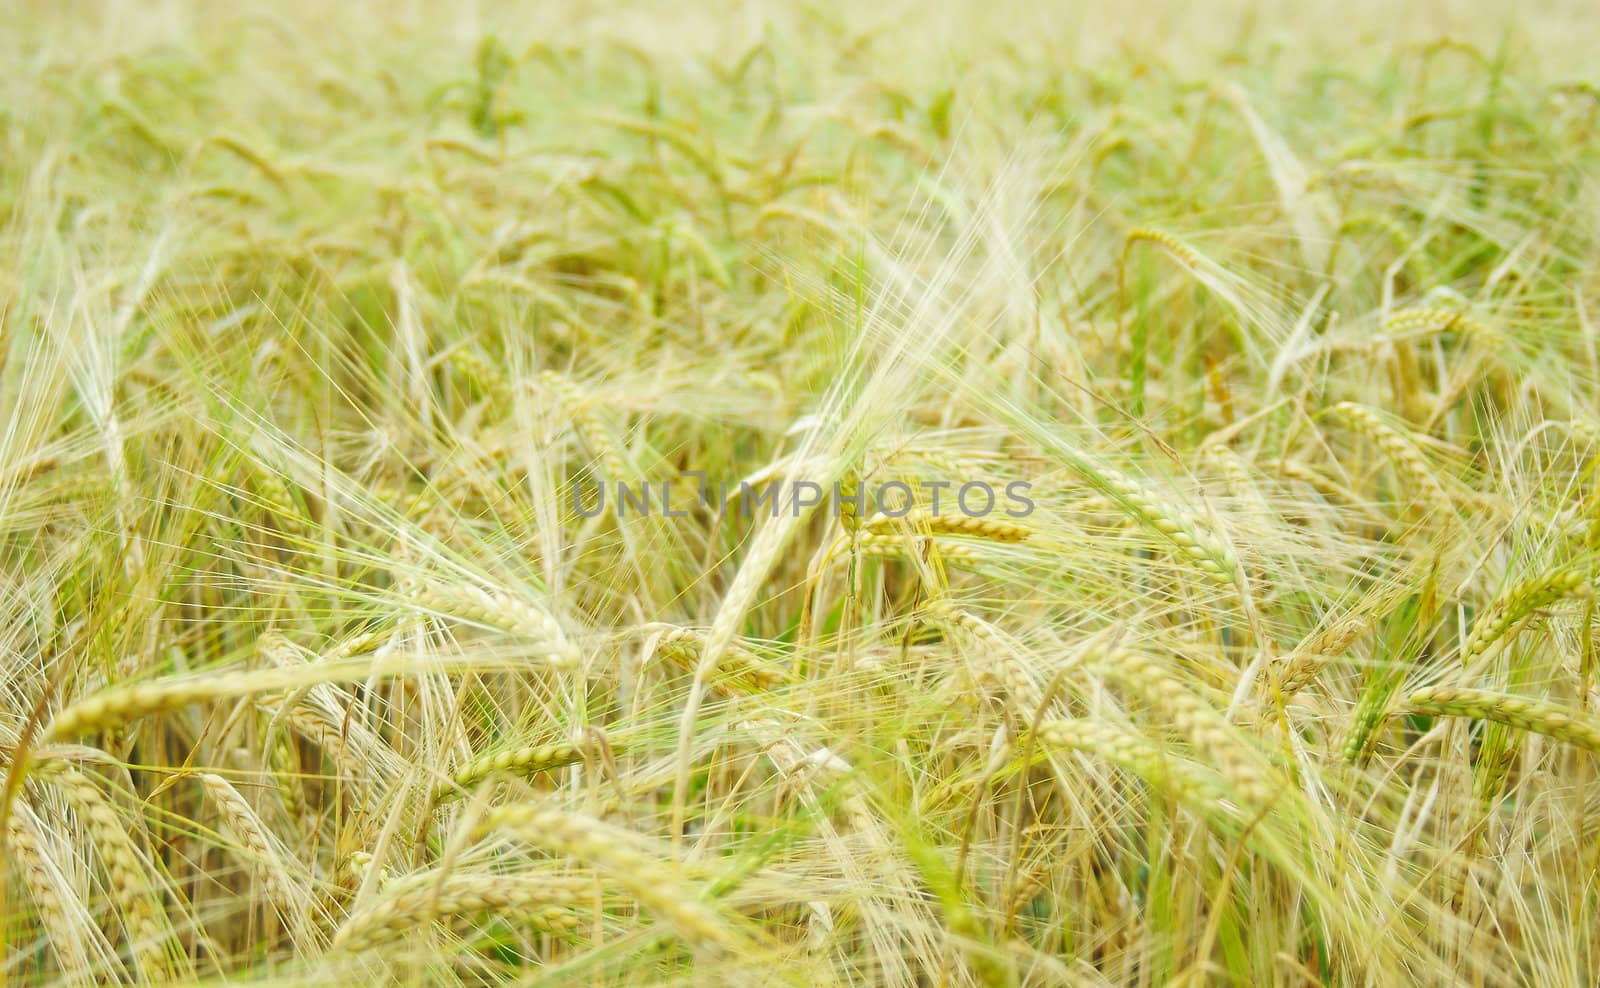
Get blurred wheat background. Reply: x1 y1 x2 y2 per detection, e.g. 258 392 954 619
4 1 1600 985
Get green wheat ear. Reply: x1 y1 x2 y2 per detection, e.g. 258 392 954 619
839 465 862 532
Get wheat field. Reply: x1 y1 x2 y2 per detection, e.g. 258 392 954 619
5 1 1600 985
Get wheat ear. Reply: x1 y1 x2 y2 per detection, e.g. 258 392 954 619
5 803 96 979
435 736 596 800
46 665 342 740
925 601 1044 720
1089 648 1274 807
1273 617 1368 697
1083 460 1240 586
55 770 169 980
541 370 629 480
1461 569 1588 663
1331 401 1450 511
195 773 303 913
333 871 590 950
407 579 580 669
447 343 512 403
652 625 788 691
473 803 742 952
834 532 982 564
863 510 1031 543
1403 686 1600 753
1383 306 1502 348
1031 718 1222 807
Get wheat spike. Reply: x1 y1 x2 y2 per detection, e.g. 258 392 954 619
651 625 789 691
1089 648 1274 807
925 600 1045 720
1032 718 1223 808
5 803 96 979
1331 401 1450 512
55 770 171 980
1403 686 1600 754
334 871 589 950
1461 568 1588 663
195 773 304 914
473 804 744 952
435 736 596 800
1273 616 1368 697
407 579 580 669
1383 306 1502 348
541 370 630 481
863 509 1031 543
46 665 330 740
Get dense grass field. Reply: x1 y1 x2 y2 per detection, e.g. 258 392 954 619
6 2 1600 984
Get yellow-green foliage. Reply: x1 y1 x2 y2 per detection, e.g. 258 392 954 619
3 3 1600 987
